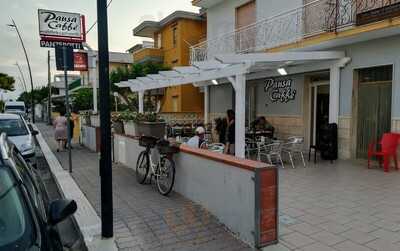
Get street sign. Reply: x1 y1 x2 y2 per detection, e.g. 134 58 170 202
40 39 83 49
55 46 74 71
74 52 88 71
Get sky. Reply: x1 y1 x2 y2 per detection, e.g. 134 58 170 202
0 0 199 99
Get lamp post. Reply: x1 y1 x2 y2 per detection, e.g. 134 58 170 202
7 18 35 123
14 62 28 93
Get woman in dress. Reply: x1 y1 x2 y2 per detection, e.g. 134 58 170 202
53 109 67 152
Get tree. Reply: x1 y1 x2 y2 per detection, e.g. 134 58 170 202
17 86 50 107
0 73 15 91
72 88 94 111
109 62 169 111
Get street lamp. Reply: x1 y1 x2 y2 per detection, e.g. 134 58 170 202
7 18 35 123
14 62 28 93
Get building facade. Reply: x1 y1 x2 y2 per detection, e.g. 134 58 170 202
132 11 207 120
192 0 400 159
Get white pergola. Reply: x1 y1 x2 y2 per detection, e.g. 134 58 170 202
115 51 350 158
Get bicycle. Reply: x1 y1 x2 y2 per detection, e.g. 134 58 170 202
136 136 179 196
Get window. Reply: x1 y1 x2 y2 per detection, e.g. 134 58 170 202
0 119 28 137
0 167 36 250
156 33 162 49
235 1 256 29
172 27 178 48
172 96 179 112
359 65 393 83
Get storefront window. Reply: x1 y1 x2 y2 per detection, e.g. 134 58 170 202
359 65 392 83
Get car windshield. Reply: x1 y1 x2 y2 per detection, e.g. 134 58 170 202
0 168 35 251
5 106 25 111
0 119 28 137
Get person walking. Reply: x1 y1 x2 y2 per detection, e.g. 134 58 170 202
53 109 67 152
225 109 235 155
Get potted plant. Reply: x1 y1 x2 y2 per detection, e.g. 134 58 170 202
79 111 91 126
135 112 166 138
121 111 137 136
111 112 124 134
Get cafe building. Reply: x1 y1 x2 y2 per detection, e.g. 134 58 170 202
206 34 400 160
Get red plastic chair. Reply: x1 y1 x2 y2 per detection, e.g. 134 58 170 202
368 133 399 172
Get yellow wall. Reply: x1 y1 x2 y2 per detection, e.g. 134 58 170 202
155 18 206 114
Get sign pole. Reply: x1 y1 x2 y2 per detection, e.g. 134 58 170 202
97 0 113 238
62 46 73 173
47 50 52 125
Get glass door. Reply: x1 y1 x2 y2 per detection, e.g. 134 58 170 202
310 82 330 146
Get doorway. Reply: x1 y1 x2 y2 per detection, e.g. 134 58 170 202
310 82 330 146
356 66 392 158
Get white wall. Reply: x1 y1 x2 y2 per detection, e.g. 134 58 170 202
206 0 303 41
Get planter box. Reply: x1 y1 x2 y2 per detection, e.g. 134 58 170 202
136 121 166 138
113 121 124 134
90 115 100 127
123 121 136 136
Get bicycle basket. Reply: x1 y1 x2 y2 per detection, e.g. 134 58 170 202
139 136 158 148
158 145 180 155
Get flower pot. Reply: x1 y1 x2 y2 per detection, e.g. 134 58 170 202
113 121 124 134
124 121 136 136
136 121 166 138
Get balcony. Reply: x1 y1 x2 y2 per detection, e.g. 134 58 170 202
133 47 164 64
190 0 400 62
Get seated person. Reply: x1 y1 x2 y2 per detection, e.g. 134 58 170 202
186 127 207 149
252 116 274 132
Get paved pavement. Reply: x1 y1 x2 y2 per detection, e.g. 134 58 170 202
278 159 400 251
37 123 252 251
38 123 400 251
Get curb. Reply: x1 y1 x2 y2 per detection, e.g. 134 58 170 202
35 126 118 251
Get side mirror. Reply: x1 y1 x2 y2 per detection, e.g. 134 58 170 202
48 199 77 226
31 130 39 136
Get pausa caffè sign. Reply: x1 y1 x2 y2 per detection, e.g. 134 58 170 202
38 9 82 38
264 78 297 103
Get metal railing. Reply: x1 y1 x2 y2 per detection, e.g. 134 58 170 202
190 0 400 63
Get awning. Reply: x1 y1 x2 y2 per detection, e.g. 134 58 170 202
115 51 345 92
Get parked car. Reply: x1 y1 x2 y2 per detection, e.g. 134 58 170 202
0 114 37 161
0 133 77 251
3 101 27 118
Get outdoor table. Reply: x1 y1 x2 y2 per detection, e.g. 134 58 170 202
245 130 273 140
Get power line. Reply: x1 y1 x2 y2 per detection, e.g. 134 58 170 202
86 0 114 35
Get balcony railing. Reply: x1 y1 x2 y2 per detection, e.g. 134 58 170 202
190 0 400 62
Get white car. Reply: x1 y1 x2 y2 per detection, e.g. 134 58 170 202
4 101 27 118
0 113 37 159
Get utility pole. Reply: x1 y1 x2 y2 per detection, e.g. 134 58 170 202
97 0 113 238
47 50 52 125
7 18 35 123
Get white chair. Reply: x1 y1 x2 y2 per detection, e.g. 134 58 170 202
208 143 225 154
245 138 258 159
282 136 306 168
258 142 284 168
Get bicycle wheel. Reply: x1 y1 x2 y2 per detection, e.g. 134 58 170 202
156 157 175 196
136 151 149 184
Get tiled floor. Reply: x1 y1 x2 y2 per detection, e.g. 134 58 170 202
277 159 400 251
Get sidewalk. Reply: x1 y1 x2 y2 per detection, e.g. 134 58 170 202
37 123 252 251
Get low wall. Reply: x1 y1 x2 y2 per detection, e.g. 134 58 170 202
113 134 278 248
81 125 100 152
